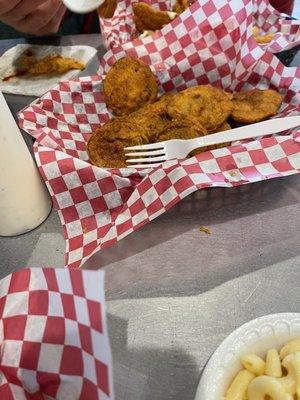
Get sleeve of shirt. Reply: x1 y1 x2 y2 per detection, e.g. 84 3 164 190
0 11 99 40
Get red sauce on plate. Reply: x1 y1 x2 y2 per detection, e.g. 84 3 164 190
2 70 27 82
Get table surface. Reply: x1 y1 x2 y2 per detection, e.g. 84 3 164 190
0 27 300 400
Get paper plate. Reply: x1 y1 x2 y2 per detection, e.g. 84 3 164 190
0 44 97 97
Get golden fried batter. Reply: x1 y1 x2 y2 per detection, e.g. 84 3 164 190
157 116 207 141
88 136 128 168
99 0 117 18
87 118 149 168
19 52 85 75
231 89 283 124
189 121 231 157
96 117 149 144
103 57 158 116
172 0 191 14
167 85 233 131
210 121 231 134
132 2 173 32
208 121 231 150
128 96 174 142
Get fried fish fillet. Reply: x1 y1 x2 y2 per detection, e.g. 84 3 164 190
103 57 158 116
19 52 85 75
167 85 233 131
231 89 283 123
87 118 148 168
132 2 174 33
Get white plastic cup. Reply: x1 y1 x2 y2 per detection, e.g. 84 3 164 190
0 92 52 236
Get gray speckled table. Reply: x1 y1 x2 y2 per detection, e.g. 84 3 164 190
0 31 300 400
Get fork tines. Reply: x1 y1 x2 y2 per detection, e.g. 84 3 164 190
125 142 166 168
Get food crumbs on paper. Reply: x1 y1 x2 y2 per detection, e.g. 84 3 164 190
199 226 211 235
252 26 275 44
83 227 88 234
228 170 238 177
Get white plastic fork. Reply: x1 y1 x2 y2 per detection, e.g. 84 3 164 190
125 116 300 168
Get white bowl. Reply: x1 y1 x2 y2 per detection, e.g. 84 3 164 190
196 313 300 400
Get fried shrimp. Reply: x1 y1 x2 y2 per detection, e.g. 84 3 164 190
167 85 233 131
231 89 283 123
103 57 158 116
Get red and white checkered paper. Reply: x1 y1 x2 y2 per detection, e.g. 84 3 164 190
253 0 300 53
19 0 300 269
0 268 114 400
99 0 300 52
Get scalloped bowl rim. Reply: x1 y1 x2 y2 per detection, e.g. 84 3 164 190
196 313 300 400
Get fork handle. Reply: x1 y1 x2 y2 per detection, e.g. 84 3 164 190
190 116 300 149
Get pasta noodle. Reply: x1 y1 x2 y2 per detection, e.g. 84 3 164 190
280 339 300 360
265 349 282 378
281 353 300 395
224 338 300 400
225 370 254 400
241 354 265 376
247 376 293 400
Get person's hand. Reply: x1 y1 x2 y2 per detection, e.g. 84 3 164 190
0 0 67 35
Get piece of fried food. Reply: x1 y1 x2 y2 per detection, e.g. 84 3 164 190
103 57 158 116
157 116 207 141
208 121 231 150
97 117 149 144
128 95 175 142
189 121 231 157
88 137 128 168
87 118 149 168
19 52 85 75
254 33 275 44
167 85 233 131
99 0 117 18
209 121 231 134
252 26 275 44
231 89 282 124
172 0 191 14
132 2 175 33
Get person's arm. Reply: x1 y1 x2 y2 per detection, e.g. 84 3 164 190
0 0 66 36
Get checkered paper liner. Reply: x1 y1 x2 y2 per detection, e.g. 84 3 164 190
19 0 300 269
99 0 300 52
0 268 114 399
253 0 300 53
